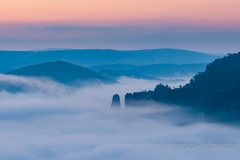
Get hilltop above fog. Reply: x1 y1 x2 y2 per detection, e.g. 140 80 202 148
124 52 240 123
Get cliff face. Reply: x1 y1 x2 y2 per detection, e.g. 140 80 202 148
124 52 240 122
111 94 121 107
125 91 153 106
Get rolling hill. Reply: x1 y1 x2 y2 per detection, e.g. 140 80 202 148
98 70 157 80
90 63 207 77
6 61 113 84
0 49 220 72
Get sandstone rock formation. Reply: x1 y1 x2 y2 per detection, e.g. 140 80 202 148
111 94 120 107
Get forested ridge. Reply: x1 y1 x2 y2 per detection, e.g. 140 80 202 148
125 52 240 122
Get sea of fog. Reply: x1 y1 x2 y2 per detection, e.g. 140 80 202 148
0 75 239 160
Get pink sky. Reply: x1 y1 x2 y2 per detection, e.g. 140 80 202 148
1 0 240 27
0 0 240 53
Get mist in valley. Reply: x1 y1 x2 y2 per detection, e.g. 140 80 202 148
0 74 239 160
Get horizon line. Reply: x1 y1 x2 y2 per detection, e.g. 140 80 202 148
0 48 227 55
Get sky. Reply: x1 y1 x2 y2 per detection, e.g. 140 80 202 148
0 0 240 53
0 75 239 159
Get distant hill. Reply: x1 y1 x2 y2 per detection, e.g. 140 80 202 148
90 63 207 77
6 61 113 84
98 70 157 80
89 64 137 71
123 52 240 122
0 68 11 73
0 49 220 72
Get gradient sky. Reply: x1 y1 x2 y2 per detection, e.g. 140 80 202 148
0 0 240 53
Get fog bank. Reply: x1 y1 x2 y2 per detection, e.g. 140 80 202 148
0 76 239 159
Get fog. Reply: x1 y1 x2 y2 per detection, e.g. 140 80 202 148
0 75 239 159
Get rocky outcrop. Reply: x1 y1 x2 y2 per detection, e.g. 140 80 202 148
111 94 121 107
125 91 153 106
125 93 135 106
